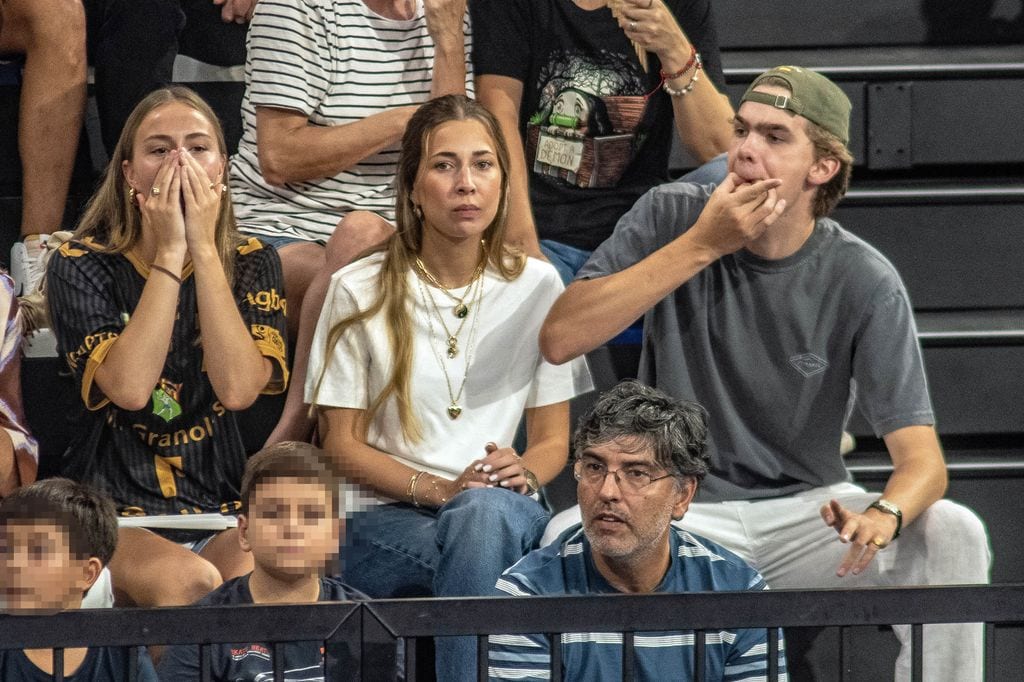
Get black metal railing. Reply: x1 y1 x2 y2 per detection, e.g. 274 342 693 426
2 584 1021 681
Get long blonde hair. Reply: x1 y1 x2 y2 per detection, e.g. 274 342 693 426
311 95 525 441
74 86 241 282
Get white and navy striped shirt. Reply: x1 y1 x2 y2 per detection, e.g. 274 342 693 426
489 525 788 681
231 0 473 241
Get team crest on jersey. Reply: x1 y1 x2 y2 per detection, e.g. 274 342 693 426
151 379 183 422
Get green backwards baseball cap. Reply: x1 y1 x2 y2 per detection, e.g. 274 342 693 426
741 65 851 145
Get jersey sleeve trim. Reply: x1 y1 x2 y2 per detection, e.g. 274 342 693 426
251 323 289 394
81 335 119 410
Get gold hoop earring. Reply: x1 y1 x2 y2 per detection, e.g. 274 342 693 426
128 187 137 201
413 204 424 221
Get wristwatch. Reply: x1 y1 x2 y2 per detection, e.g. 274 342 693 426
522 468 540 496
868 498 903 540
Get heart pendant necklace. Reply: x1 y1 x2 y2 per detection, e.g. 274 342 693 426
416 267 485 420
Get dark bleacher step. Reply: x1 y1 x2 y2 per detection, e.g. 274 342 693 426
917 309 1024 347
715 46 1024 172
721 45 1024 79
835 182 1024 310
713 1 1024 49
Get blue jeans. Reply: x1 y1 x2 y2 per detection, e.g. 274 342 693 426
539 152 729 285
341 488 550 681
539 239 592 286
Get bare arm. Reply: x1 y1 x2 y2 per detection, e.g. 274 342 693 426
181 151 272 410
190 253 272 411
256 106 416 186
319 407 491 509
94 155 186 410
475 75 543 258
522 401 571 485
257 0 468 186
822 425 948 577
878 425 949 524
540 175 786 364
424 0 468 98
474 401 571 493
617 0 733 161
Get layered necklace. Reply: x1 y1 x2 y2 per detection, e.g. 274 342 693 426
414 254 485 320
415 257 487 420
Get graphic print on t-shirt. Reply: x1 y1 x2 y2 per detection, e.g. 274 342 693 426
527 49 650 189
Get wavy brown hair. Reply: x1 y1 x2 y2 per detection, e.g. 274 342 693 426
73 86 241 282
311 95 524 442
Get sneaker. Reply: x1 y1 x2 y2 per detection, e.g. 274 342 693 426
10 233 51 297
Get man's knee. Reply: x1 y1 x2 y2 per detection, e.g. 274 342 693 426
139 553 222 606
174 555 223 603
325 211 394 269
909 499 991 583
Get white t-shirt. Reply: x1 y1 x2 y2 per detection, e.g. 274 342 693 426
307 252 592 512
231 0 474 240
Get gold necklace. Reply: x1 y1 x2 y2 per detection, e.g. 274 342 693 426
420 274 481 358
414 243 487 318
416 270 485 419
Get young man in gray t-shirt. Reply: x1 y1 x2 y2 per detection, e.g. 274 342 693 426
540 66 990 682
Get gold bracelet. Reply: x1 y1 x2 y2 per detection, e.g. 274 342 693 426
150 263 182 285
408 470 427 508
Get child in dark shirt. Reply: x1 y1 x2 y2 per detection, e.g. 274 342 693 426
157 441 364 680
0 478 157 680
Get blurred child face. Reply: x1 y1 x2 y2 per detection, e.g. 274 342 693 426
0 522 99 613
238 478 340 579
122 101 226 198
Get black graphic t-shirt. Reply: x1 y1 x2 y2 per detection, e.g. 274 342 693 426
471 0 725 250
156 575 366 681
48 237 288 522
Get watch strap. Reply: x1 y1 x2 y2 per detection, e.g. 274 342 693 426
868 498 903 540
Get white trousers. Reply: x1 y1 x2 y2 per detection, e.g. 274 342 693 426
544 482 992 682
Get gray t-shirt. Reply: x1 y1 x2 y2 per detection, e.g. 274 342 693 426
579 182 935 502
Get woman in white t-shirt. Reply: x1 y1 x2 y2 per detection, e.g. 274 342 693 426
307 94 590 679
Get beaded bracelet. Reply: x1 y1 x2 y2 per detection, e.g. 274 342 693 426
659 45 697 82
663 52 703 97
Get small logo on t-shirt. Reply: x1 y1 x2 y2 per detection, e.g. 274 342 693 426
789 353 828 377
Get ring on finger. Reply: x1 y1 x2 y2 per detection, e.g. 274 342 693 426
150 187 161 196
870 537 887 549
629 20 637 31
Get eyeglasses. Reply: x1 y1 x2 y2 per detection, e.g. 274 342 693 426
573 457 677 494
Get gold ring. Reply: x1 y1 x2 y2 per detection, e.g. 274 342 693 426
629 21 637 31
150 187 161 196
870 538 886 549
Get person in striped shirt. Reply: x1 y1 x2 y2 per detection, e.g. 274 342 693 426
232 0 474 445
489 380 786 681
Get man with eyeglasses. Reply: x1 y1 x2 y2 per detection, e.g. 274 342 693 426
487 380 786 681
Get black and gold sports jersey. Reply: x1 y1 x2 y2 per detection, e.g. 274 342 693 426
48 237 288 522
